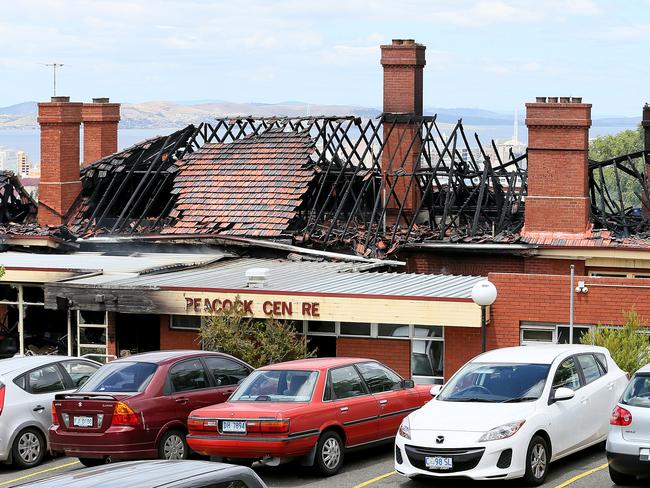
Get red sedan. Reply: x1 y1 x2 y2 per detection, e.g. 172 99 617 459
187 357 431 475
50 350 253 466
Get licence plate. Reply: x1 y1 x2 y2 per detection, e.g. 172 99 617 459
221 420 247 433
73 416 93 428
425 456 453 470
640 448 650 462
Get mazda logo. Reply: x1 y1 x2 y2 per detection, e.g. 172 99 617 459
435 435 444 444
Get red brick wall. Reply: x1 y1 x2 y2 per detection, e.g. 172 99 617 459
337 337 410 379
82 101 120 166
404 252 525 275
523 258 585 275
488 272 650 351
380 40 425 115
159 315 200 350
444 327 481 380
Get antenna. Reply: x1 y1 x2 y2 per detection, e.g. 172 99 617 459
44 63 64 97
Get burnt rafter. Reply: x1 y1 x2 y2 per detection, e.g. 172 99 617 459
589 149 650 236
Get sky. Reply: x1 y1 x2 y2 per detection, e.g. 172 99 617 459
0 0 649 116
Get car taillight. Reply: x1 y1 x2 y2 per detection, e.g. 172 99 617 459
52 401 59 425
111 402 139 426
0 385 5 416
188 418 218 432
610 405 632 426
246 419 290 434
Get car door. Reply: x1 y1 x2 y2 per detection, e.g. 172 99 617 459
355 361 416 440
25 363 69 432
546 356 589 458
575 353 610 440
202 356 251 404
326 365 380 447
168 358 217 423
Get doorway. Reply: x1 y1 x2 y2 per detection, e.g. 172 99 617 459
116 314 161 356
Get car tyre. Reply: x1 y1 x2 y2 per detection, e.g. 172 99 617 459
315 430 344 476
12 428 45 469
78 457 107 467
523 435 549 486
609 465 636 485
158 430 189 460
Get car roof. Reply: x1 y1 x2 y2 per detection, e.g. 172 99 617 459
0 355 87 377
636 364 650 374
14 460 254 488
473 345 610 365
112 350 230 365
260 357 371 371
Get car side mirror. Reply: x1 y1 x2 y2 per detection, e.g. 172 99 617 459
552 387 575 403
430 384 443 397
401 379 415 389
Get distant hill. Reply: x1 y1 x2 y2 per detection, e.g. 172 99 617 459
0 100 640 129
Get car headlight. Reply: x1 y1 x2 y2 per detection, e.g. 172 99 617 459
398 417 411 440
478 420 525 442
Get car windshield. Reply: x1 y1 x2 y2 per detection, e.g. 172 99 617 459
78 361 157 393
437 363 551 403
621 374 650 408
230 369 318 402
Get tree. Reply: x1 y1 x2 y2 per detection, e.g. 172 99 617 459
199 304 316 368
580 309 650 374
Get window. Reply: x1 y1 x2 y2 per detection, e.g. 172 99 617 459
169 359 210 392
594 353 608 373
170 315 202 331
377 324 409 338
80 361 157 393
230 370 318 402
329 366 368 400
577 354 602 384
340 322 371 336
13 374 26 391
203 357 250 387
521 328 554 344
307 321 335 334
28 365 66 394
557 326 591 344
412 340 443 379
621 374 650 408
413 326 443 338
552 357 582 391
203 481 248 488
356 362 402 393
61 360 100 388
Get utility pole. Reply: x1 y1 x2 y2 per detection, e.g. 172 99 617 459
44 63 64 97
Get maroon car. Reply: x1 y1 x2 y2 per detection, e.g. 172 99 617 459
49 350 252 466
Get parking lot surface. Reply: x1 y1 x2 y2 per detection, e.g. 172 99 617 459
0 443 646 488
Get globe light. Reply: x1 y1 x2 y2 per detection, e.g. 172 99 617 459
471 280 497 306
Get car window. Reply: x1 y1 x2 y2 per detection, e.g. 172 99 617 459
169 359 210 392
577 354 602 384
13 374 26 391
202 481 248 488
329 366 368 400
594 353 608 374
79 361 157 393
230 370 318 402
203 357 250 387
356 362 402 393
61 360 100 388
552 357 582 391
28 365 66 394
621 374 650 408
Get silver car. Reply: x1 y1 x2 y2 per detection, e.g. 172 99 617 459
607 364 650 484
0 355 100 468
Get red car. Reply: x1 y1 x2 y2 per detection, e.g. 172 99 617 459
187 357 431 475
49 350 253 466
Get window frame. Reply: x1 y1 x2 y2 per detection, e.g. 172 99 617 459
170 314 203 331
25 363 68 395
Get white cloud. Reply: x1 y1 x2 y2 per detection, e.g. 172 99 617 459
598 24 650 41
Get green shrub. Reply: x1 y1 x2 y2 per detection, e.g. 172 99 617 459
580 309 650 374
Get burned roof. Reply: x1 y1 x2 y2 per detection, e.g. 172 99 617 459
163 129 315 237
0 171 36 225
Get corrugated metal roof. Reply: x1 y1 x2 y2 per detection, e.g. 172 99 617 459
67 258 484 299
0 251 229 274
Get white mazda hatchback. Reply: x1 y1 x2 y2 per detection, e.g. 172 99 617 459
395 345 627 486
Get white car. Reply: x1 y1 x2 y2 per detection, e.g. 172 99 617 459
606 364 650 484
395 345 628 485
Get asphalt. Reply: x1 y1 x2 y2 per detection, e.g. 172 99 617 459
0 443 646 487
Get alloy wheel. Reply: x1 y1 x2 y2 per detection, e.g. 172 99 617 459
321 437 341 470
18 432 41 464
163 434 185 460
530 443 547 479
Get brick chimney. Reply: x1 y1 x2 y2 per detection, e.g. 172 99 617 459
641 103 650 151
37 96 83 226
82 97 120 166
380 39 426 221
523 97 592 235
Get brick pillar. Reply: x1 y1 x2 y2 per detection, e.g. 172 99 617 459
82 97 120 166
523 97 592 235
37 96 83 226
381 39 425 221
643 103 650 152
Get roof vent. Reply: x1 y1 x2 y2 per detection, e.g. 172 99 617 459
246 268 269 289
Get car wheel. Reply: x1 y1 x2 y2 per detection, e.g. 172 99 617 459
159 430 189 460
315 430 344 476
523 435 549 486
12 428 45 469
78 457 107 468
609 465 636 485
